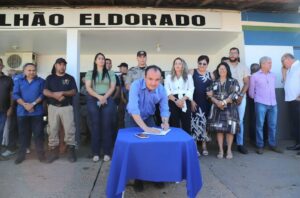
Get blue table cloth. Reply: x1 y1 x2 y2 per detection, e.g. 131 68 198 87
106 127 202 198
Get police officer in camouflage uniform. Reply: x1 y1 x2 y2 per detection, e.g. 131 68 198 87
125 50 147 90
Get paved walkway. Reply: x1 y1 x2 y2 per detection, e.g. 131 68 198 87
0 141 299 198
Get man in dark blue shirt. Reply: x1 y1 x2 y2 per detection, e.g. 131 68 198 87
43 58 77 163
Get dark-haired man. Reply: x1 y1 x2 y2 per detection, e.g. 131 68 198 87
125 65 170 192
43 58 77 163
228 47 250 154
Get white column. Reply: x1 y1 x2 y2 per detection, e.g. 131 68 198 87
66 29 80 87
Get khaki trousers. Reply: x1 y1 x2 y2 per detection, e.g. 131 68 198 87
48 105 76 147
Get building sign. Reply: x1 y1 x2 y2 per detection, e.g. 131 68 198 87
0 9 221 29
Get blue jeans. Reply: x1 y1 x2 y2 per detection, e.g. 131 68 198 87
0 112 7 146
17 115 44 155
236 96 246 145
87 95 115 156
255 102 278 148
124 111 156 128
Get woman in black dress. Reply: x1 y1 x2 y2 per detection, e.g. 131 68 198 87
190 55 212 156
207 62 240 159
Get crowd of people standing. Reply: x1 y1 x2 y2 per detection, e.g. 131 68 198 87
0 47 299 166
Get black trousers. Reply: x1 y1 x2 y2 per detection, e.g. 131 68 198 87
169 98 191 134
288 100 300 144
17 115 44 156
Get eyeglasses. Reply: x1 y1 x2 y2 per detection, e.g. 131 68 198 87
198 62 207 66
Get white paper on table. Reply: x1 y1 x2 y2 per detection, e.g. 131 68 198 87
142 128 171 136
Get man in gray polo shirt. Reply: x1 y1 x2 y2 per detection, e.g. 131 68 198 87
125 50 147 90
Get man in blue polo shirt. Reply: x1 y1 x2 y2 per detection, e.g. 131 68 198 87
125 65 170 191
13 63 45 164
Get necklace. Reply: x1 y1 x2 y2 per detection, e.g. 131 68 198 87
220 79 226 100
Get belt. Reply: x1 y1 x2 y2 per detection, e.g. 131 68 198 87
51 104 71 107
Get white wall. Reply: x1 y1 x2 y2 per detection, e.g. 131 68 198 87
0 30 244 82
244 45 294 88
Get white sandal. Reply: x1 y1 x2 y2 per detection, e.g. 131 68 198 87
217 152 223 159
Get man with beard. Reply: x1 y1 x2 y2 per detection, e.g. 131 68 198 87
227 47 250 154
43 58 77 163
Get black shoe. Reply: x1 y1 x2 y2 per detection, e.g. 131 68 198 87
37 152 46 162
133 180 144 192
237 145 248 154
270 146 283 153
286 144 300 150
15 154 25 164
154 182 165 189
67 145 77 163
256 148 264 154
47 147 59 163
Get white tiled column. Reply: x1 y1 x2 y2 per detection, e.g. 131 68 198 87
66 29 80 87
66 29 81 146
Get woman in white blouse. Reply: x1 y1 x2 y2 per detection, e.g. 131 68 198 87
164 57 195 134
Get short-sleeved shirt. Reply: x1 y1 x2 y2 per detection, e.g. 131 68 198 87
85 70 116 95
0 74 13 112
44 73 77 106
125 66 146 86
228 62 250 87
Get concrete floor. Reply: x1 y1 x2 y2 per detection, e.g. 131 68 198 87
0 141 300 198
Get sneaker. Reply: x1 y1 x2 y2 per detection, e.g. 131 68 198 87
26 148 31 154
270 146 283 153
256 148 264 154
93 155 99 162
237 145 248 154
133 180 144 192
103 155 110 162
1 150 16 157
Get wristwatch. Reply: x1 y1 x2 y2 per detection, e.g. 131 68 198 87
239 93 245 97
32 101 37 106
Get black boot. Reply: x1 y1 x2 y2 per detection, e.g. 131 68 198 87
68 145 77 163
15 152 25 165
47 147 59 163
